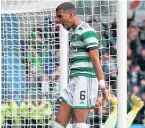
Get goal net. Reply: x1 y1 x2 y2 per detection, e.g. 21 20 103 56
1 0 118 127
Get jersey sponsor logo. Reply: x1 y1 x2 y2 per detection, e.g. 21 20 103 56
70 48 78 54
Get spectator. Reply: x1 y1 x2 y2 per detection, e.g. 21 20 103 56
130 65 140 87
137 49 145 71
110 21 117 38
50 66 60 94
51 66 60 79
139 20 145 48
127 58 133 71
29 76 40 92
42 100 53 128
54 50 60 66
103 53 117 89
30 94 44 128
20 40 27 63
44 50 53 76
109 31 116 46
5 96 19 128
110 43 117 58
100 36 108 48
29 93 53 128
141 91 145 102
127 11 135 27
127 48 135 64
41 74 50 94
88 17 101 37
1 100 7 127
131 86 140 97
28 27 43 49
27 47 45 75
140 80 145 94
20 96 32 128
127 26 139 56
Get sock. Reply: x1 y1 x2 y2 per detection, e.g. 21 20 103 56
72 123 89 128
104 106 117 128
54 121 64 128
127 107 139 128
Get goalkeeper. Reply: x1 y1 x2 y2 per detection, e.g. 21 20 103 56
102 95 144 128
54 2 108 128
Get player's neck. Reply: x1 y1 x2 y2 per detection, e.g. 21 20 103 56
72 17 81 30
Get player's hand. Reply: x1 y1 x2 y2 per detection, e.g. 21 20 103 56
95 96 108 107
102 88 109 105
95 97 102 107
102 96 108 105
95 97 103 114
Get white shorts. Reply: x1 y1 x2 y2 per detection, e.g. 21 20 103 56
58 76 99 108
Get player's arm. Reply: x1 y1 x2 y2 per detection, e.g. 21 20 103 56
82 28 108 102
88 49 108 101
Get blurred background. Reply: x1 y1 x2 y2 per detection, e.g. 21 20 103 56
127 1 145 127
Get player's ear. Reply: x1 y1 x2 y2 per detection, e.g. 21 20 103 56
69 12 74 19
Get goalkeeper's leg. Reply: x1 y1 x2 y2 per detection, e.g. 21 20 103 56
127 95 144 128
104 96 117 128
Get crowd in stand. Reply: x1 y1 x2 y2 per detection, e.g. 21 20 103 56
127 15 145 124
1 95 53 128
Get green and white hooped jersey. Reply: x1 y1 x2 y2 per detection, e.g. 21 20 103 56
69 21 99 78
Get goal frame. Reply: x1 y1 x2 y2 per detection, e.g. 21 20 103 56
117 0 127 128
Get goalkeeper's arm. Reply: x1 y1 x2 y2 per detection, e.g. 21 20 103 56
104 96 117 128
127 95 144 128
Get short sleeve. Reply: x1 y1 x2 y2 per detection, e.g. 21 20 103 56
81 30 99 52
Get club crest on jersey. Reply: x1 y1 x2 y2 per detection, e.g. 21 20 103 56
71 34 81 41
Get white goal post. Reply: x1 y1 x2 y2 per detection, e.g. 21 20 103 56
117 0 127 128
1 0 127 128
